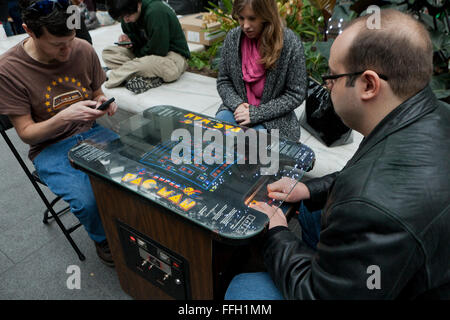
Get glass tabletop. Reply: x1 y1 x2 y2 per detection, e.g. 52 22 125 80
68 105 315 240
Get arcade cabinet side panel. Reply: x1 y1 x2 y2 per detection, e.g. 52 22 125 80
89 175 214 300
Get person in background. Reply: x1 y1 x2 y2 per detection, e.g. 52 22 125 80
102 0 190 94
8 0 25 34
216 0 307 140
0 0 14 36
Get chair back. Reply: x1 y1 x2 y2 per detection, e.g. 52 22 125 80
0 114 13 132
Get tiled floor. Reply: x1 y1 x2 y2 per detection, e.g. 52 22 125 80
0 23 361 300
0 128 130 299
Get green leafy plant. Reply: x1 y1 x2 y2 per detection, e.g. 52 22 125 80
187 1 237 77
336 0 450 102
207 0 239 33
187 41 222 77
278 0 331 82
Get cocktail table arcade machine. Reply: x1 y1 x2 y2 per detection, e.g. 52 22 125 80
68 105 315 299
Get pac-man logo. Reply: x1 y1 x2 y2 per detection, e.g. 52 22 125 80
121 173 198 212
182 113 242 133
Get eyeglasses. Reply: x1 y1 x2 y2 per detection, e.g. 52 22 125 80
321 71 388 90
27 0 71 16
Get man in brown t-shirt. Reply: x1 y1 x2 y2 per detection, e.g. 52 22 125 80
0 0 117 266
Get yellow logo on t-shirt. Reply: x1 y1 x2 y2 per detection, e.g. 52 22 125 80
53 90 83 110
44 76 89 115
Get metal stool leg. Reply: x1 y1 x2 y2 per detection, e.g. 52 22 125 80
43 197 72 224
43 196 64 224
46 204 86 261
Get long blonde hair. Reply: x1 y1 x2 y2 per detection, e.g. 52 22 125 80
232 0 284 70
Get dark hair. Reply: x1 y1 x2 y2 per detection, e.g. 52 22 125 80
343 9 433 99
19 0 73 38
106 0 140 21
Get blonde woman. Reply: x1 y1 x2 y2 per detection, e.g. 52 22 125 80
216 0 307 140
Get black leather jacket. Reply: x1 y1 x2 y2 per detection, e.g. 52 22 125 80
263 86 450 299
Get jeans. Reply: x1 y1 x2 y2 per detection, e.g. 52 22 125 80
0 20 13 36
216 109 266 131
224 272 284 300
225 201 322 299
33 124 118 243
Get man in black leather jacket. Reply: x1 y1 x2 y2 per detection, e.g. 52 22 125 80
225 9 450 299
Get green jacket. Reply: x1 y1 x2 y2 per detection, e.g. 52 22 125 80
121 0 190 59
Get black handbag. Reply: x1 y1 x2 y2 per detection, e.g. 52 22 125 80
300 78 353 147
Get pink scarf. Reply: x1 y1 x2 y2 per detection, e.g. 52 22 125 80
241 35 266 106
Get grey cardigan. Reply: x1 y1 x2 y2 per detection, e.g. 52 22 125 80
216 27 307 141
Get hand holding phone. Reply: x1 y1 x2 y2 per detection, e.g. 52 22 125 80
114 41 132 46
96 97 115 111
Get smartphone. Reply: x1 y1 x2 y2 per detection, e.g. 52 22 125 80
96 97 115 111
114 41 132 46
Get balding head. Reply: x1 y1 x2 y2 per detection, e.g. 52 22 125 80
337 9 433 99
